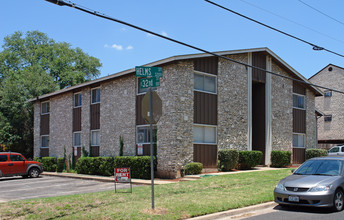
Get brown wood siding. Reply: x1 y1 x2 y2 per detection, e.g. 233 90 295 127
40 148 49 157
293 108 306 133
90 103 100 130
194 91 217 125
91 146 99 157
193 144 218 168
73 107 82 132
136 94 147 125
293 147 305 164
252 52 266 83
40 114 50 135
194 57 218 75
293 81 306 95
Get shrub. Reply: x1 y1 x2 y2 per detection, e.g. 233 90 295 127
238 151 263 170
217 149 239 171
185 162 203 175
306 148 328 160
76 157 114 176
271 151 291 167
57 158 65 172
38 157 57 172
114 156 156 179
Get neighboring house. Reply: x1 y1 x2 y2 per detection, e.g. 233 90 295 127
30 47 322 178
309 64 344 149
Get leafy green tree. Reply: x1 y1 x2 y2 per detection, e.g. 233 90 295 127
0 31 101 157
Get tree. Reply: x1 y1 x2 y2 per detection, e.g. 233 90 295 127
0 31 102 157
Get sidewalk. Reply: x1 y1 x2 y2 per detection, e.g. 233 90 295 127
42 166 284 185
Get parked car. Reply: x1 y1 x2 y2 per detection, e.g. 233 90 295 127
0 152 43 178
328 145 344 156
274 156 344 211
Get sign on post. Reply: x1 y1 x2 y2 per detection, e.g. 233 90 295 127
140 77 160 89
135 66 163 78
114 167 132 193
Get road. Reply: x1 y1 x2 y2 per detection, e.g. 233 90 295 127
0 175 134 202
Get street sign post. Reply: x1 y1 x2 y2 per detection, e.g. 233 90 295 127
142 91 162 124
140 77 160 89
135 66 163 78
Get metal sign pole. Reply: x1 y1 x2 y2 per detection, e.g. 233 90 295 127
149 87 155 209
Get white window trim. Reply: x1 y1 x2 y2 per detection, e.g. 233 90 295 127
91 130 100 146
41 101 50 115
91 87 100 104
292 133 306 148
193 124 217 145
73 132 82 147
136 125 157 144
41 135 49 148
292 93 305 110
194 71 217 95
74 92 82 108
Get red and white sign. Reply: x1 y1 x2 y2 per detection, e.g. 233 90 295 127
114 167 131 183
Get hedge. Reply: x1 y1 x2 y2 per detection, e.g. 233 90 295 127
237 151 263 170
185 162 203 175
75 157 114 176
271 151 291 167
34 157 57 172
114 156 156 179
306 148 328 160
217 149 239 171
57 158 65 172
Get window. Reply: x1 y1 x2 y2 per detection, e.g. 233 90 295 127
193 125 217 144
74 93 82 107
329 147 339 153
324 115 332 122
293 133 305 148
91 130 100 146
10 155 25 161
73 132 81 147
293 94 305 109
324 91 332 97
0 155 7 162
41 102 50 114
137 126 157 144
137 78 157 94
194 72 216 94
91 88 100 104
41 136 49 148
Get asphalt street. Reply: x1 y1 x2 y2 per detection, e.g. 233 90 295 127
0 175 135 202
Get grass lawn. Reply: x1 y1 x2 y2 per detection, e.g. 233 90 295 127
0 169 291 219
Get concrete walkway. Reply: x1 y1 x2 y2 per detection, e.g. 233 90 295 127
42 166 285 185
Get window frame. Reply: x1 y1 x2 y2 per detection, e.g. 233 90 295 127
292 133 305 148
193 124 217 145
324 115 332 122
41 101 50 115
292 94 305 110
41 135 49 148
91 130 100 146
136 125 157 144
73 132 82 147
74 93 82 108
194 71 217 95
324 91 332 97
91 88 100 104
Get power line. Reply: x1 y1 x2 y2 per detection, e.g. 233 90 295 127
298 0 344 27
44 0 344 94
205 0 344 58
239 0 344 45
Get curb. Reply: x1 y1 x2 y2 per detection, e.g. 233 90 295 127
188 201 277 220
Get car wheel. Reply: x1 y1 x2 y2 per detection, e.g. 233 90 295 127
333 189 344 212
28 168 40 178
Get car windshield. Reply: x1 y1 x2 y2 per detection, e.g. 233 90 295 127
294 159 343 176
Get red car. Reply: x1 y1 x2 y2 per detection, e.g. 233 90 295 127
0 152 43 178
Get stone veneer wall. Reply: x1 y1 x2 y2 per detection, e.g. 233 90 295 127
217 54 249 150
33 102 41 157
306 89 316 148
81 88 91 150
49 92 73 157
310 66 344 141
100 75 136 156
156 61 194 178
271 61 293 151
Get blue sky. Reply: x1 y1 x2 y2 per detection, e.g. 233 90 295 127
1 0 344 79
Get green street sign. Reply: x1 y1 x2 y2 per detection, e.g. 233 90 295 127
140 77 160 89
135 66 163 78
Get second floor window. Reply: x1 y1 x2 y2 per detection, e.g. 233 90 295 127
91 88 100 104
293 94 305 109
41 102 50 114
194 72 216 94
74 93 82 107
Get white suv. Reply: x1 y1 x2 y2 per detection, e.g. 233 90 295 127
328 145 344 156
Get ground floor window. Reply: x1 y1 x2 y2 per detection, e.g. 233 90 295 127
293 133 305 148
136 125 157 144
41 135 49 148
73 132 81 147
193 124 217 144
91 130 100 146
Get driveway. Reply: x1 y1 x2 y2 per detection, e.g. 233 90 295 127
0 175 134 202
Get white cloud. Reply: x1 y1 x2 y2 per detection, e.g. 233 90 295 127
146 31 168 37
104 44 109 48
111 44 123 50
161 31 168 37
126 45 133 50
105 43 134 51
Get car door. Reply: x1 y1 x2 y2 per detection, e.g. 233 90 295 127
0 154 10 175
338 146 344 156
328 146 340 156
9 154 26 174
